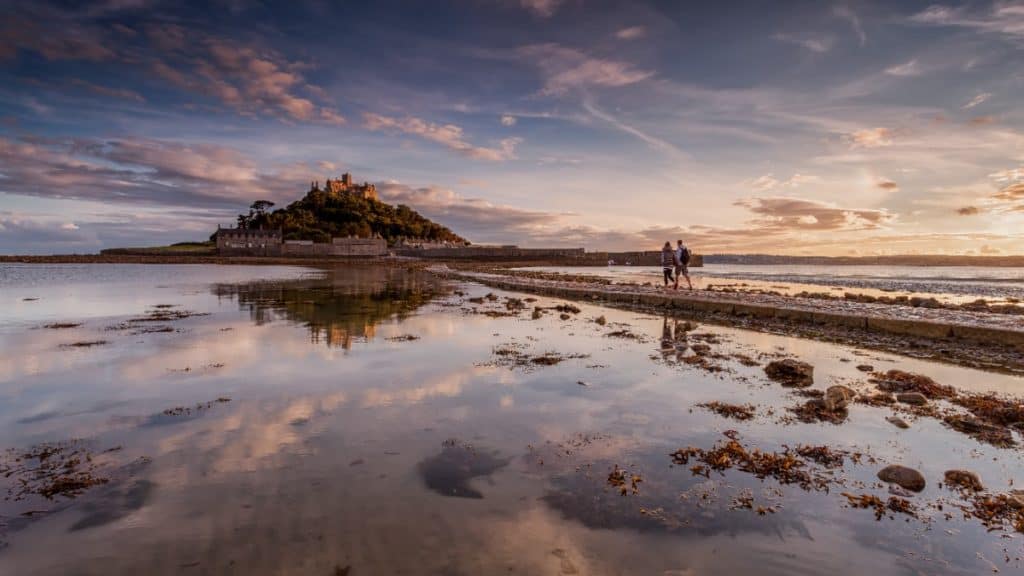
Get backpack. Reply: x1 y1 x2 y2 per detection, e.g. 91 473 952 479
679 246 691 265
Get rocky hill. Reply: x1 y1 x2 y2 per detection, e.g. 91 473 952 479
236 186 466 245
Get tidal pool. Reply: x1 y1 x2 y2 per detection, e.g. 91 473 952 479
1 264 1023 575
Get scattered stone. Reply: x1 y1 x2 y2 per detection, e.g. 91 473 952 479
607 465 642 496
896 392 928 406
505 298 525 311
690 343 711 356
559 313 571 321
944 470 984 492
554 303 581 314
824 385 855 411
594 315 607 326
944 415 1015 448
696 401 756 421
877 465 926 492
43 322 81 329
61 340 108 348
886 416 910 429
385 334 420 342
856 364 875 372
764 359 814 387
532 308 543 320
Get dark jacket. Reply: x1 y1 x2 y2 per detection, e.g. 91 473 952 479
661 247 674 268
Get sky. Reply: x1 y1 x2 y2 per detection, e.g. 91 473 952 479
0 0 1023 255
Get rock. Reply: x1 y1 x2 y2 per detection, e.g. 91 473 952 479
595 315 607 326
877 465 926 492
532 308 543 320
896 392 928 406
943 470 983 492
764 359 814 387
690 343 711 356
856 364 874 372
559 313 571 321
825 385 855 411
886 416 910 429
1007 490 1024 510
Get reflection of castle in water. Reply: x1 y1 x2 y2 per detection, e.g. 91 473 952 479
213 267 446 349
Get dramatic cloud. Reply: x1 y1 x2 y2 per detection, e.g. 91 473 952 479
957 206 981 215
962 92 991 109
993 182 1024 202
363 113 521 161
615 26 647 40
846 127 893 148
0 14 115 61
735 196 893 231
148 30 330 122
885 59 922 76
834 5 867 46
0 136 313 208
518 43 653 96
773 33 833 53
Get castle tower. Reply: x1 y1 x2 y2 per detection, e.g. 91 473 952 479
341 173 353 186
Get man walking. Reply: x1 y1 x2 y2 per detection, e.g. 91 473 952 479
674 239 693 290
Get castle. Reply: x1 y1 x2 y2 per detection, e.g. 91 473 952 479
310 173 377 200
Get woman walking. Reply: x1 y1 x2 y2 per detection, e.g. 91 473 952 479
661 241 675 288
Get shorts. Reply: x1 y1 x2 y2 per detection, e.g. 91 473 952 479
675 265 688 275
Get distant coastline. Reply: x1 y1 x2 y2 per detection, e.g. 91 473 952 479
703 254 1024 267
3 252 1024 267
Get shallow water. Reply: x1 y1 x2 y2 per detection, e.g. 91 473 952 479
1 264 1023 575
521 264 1024 305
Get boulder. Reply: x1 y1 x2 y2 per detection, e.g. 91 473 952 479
764 359 814 387
824 385 855 412
877 465 926 492
896 392 928 406
943 470 983 492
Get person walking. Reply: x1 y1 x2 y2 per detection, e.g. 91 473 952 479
661 241 675 288
674 239 693 290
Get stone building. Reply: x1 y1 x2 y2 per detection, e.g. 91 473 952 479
215 227 283 256
311 172 378 200
215 227 386 257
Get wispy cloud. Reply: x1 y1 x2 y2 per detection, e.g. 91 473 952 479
615 26 646 40
363 113 521 161
500 114 517 126
962 92 992 109
519 0 564 18
910 3 1024 44
744 173 820 191
884 59 922 76
580 99 685 158
834 5 867 46
773 33 833 53
518 43 653 96
845 127 893 148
